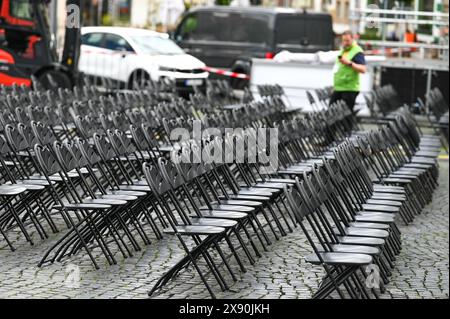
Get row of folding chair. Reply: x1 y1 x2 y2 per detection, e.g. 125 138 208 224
282 122 441 298
422 87 449 145
140 99 371 297
366 85 448 151
0 80 443 299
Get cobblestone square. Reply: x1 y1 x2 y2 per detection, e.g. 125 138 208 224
0 160 448 299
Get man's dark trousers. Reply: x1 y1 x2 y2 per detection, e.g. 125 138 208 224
329 91 359 113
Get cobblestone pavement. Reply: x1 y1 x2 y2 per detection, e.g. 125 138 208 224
0 160 448 299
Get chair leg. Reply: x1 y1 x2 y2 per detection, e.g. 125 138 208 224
232 228 255 265
213 239 238 281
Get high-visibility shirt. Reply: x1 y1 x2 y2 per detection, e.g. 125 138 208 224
333 42 364 92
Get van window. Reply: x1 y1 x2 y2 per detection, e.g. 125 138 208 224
276 16 333 46
178 12 270 45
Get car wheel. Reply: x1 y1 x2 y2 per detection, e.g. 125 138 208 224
128 70 151 90
36 69 72 90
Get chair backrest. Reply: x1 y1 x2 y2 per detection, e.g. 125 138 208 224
157 157 185 190
14 107 31 125
0 134 12 155
283 182 309 223
53 141 80 172
5 123 37 152
93 133 117 162
31 121 57 146
74 114 103 140
142 161 170 196
34 144 62 176
72 138 99 166
27 105 50 125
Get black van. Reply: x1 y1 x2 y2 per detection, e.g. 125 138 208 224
173 6 334 87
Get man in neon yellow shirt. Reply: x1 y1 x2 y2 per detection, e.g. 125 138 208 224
329 31 367 113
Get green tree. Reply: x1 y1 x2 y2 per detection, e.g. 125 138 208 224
216 0 232 5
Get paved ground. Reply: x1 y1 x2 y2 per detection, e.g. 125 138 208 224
0 160 448 299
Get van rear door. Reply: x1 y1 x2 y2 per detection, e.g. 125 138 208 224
174 11 272 68
275 14 334 53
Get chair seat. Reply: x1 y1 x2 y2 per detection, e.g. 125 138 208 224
190 217 238 228
164 225 225 236
212 199 263 207
283 164 313 171
337 236 385 246
330 244 380 255
305 252 373 266
0 185 27 196
396 168 427 175
277 167 312 175
349 222 390 230
238 187 278 195
402 163 434 169
96 193 138 201
16 179 55 186
414 151 440 158
195 210 248 220
106 189 147 197
130 179 151 186
382 177 412 184
201 204 255 213
249 182 287 189
256 178 296 184
373 184 404 190
362 204 400 213
354 214 395 223
219 195 270 202
74 167 97 175
336 227 389 238
83 198 128 206
156 145 173 153
29 173 76 182
388 173 419 179
366 199 403 207
418 145 441 151
373 185 405 194
4 181 45 191
420 138 441 143
421 134 441 140
410 157 437 164
54 203 111 210
118 185 152 192
371 193 406 201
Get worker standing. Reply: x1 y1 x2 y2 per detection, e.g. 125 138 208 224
329 31 367 113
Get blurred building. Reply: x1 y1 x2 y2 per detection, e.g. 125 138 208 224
50 0 448 42
130 0 185 30
260 1 448 37
260 0 353 33
130 0 217 30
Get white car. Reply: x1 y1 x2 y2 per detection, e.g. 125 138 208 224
79 27 208 91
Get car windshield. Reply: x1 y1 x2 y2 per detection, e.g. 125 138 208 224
130 35 184 55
